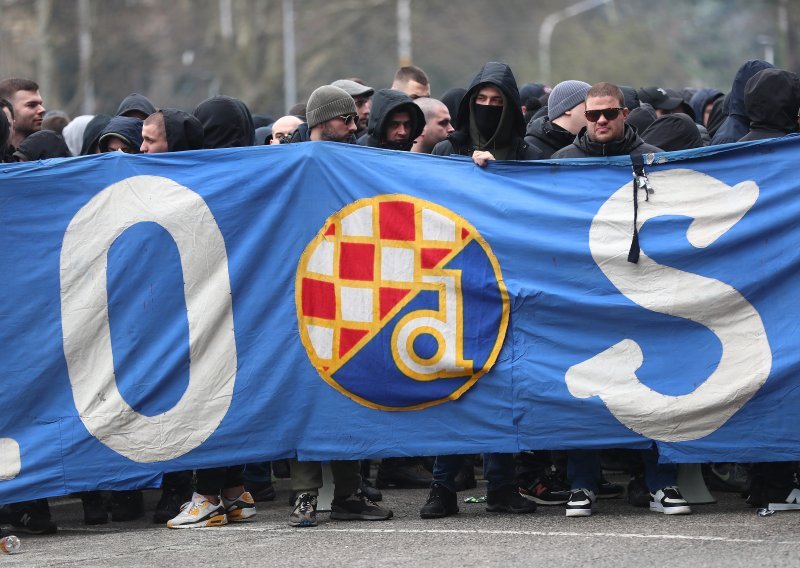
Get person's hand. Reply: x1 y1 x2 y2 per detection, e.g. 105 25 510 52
472 150 495 167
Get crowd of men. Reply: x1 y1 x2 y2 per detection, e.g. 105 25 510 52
1 56 799 536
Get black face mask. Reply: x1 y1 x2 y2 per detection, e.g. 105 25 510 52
473 104 503 138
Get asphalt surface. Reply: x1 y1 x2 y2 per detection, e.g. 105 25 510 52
3 473 799 567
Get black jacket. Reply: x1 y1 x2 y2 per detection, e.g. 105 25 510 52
523 115 575 158
160 108 204 151
359 89 424 151
552 123 662 158
712 59 774 145
739 68 800 141
432 61 542 160
116 93 156 118
641 114 704 151
193 96 255 149
13 130 70 161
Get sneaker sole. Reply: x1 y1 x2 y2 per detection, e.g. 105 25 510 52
565 508 593 517
288 519 318 527
767 502 800 511
520 494 569 505
227 508 257 522
650 503 691 515
167 514 228 529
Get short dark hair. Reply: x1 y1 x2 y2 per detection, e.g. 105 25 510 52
0 97 14 119
586 82 625 107
0 78 40 101
394 65 429 87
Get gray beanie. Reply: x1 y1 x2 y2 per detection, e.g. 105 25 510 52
548 80 591 121
306 85 358 128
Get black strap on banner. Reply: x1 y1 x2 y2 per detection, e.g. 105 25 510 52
628 153 653 264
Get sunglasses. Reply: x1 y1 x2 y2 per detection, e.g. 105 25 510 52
337 114 358 125
584 108 624 122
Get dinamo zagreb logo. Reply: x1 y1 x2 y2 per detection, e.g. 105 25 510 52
296 195 509 410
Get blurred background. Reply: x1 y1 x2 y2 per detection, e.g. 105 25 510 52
0 0 797 117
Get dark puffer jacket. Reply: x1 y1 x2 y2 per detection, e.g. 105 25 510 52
552 122 662 158
523 115 576 159
739 68 800 141
432 61 542 160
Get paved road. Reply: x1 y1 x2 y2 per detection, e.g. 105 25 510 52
3 476 799 567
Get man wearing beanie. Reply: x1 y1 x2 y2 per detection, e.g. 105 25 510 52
432 61 542 166
524 80 590 159
289 85 360 144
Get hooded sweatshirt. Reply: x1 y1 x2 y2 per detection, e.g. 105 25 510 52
739 68 800 141
80 114 112 155
97 116 144 152
689 88 724 125
523 115 575 158
193 96 255 149
552 122 662 158
432 62 542 160
359 88 424 151
626 103 658 134
160 108 204 151
0 108 11 162
641 113 704 151
711 59 774 145
13 130 70 161
116 93 157 118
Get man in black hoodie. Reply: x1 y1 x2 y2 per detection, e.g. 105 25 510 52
432 61 542 165
359 88 424 151
140 109 204 153
553 82 661 159
739 68 800 141
116 93 157 120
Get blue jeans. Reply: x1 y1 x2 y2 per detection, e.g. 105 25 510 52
568 447 677 493
432 453 515 492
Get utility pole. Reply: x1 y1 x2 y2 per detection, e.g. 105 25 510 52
78 0 94 114
397 0 411 67
283 0 297 112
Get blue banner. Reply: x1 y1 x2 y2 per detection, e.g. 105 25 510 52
2 137 800 502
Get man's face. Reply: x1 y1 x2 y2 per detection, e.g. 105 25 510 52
425 105 454 147
585 95 627 144
385 110 412 143
320 113 357 142
269 115 302 145
475 85 504 107
354 95 371 132
104 136 135 153
403 80 430 100
140 121 169 153
12 90 45 137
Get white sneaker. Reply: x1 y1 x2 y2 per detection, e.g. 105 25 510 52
650 486 692 515
166 493 228 528
222 491 257 521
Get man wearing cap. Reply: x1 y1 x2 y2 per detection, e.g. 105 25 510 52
331 79 374 137
289 85 360 144
637 87 694 119
525 80 590 159
359 88 424 151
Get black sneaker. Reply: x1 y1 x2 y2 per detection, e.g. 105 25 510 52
375 458 432 489
519 475 571 505
10 499 57 535
565 489 595 517
598 477 624 499
419 483 459 519
650 486 691 515
330 492 392 521
111 490 143 522
486 486 537 514
244 480 277 502
153 488 191 524
81 491 108 525
360 478 383 502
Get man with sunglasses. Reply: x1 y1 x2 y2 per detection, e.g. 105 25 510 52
552 82 661 159
289 85 360 145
